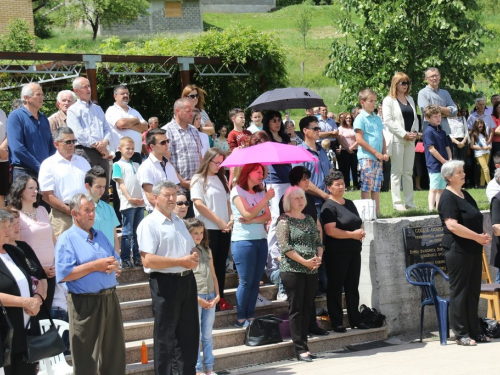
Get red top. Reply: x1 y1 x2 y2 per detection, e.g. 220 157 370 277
227 129 252 151
492 116 500 143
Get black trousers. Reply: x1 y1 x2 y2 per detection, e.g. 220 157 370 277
207 229 231 298
338 150 359 188
4 352 38 375
324 250 362 328
280 272 318 356
38 276 56 320
75 146 110 202
381 158 391 191
149 271 199 375
444 248 482 339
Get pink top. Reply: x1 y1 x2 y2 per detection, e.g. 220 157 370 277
338 126 357 150
19 206 55 267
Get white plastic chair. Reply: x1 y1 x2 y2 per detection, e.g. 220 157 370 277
37 319 73 375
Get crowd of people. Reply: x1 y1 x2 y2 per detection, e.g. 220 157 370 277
0 67 499 374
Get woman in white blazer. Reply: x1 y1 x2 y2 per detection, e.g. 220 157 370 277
382 72 419 211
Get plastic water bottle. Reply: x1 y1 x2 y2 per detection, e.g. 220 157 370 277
141 341 148 364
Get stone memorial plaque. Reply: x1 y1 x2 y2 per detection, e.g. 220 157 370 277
403 225 446 272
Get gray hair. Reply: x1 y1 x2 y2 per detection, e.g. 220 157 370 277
69 193 94 213
52 126 74 142
174 97 191 112
113 84 128 95
0 209 12 224
21 83 41 99
424 67 439 78
282 186 306 212
441 160 465 184
72 77 89 90
148 117 158 124
475 97 486 104
152 180 178 196
11 99 24 111
495 168 500 185
56 90 77 103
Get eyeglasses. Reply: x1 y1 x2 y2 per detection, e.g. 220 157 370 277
176 201 190 207
210 160 222 166
307 127 321 131
187 94 199 99
399 81 411 86
426 74 440 79
270 118 281 123
158 140 170 145
61 139 77 145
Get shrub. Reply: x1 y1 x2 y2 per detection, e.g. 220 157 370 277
0 18 35 52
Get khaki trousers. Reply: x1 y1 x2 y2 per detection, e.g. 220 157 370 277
49 207 73 238
68 289 126 375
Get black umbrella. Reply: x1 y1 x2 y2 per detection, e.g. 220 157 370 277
248 87 326 111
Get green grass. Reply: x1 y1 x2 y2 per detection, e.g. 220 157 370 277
341 188 490 219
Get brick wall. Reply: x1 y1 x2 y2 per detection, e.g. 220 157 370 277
0 0 34 35
101 0 203 36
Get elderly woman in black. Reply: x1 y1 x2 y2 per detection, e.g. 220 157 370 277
321 171 368 332
276 186 323 362
438 160 491 346
0 209 45 375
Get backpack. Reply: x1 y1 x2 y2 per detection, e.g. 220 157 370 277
359 304 386 328
479 317 500 338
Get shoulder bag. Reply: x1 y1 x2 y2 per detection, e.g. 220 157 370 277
0 298 13 368
244 314 283 347
24 294 66 363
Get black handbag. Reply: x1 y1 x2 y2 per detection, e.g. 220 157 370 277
244 314 283 347
0 298 13 368
479 317 500 338
24 294 66 363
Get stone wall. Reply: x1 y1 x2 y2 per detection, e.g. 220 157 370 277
101 0 203 36
360 212 492 336
201 0 275 13
0 0 34 36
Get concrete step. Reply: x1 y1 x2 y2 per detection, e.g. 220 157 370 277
125 326 387 374
117 282 150 303
223 284 277 307
119 267 149 284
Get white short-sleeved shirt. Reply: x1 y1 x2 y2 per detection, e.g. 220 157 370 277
105 104 145 153
0 253 30 326
198 131 210 157
230 185 267 241
0 109 7 163
112 159 145 210
137 209 195 273
38 152 91 203
190 174 230 230
136 153 180 211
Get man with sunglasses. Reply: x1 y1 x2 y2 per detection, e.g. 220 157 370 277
418 67 457 135
39 127 91 237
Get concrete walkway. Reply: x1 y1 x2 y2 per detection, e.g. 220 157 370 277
229 335 500 375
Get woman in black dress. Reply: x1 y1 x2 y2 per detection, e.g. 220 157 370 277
321 171 369 332
438 160 491 346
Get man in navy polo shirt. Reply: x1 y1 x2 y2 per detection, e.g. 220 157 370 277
7 83 56 181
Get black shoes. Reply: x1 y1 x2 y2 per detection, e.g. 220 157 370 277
297 354 313 362
354 323 370 330
309 326 329 336
333 325 347 333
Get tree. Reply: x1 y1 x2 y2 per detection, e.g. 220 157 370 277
295 2 313 49
326 0 491 106
65 0 150 40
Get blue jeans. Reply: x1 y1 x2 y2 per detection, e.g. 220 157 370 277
120 207 144 261
196 292 216 372
269 269 285 294
232 239 268 320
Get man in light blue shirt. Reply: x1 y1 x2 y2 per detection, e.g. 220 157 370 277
417 67 457 135
67 77 112 201
55 193 125 375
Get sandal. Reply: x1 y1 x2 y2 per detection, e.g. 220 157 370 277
473 334 491 343
455 337 477 346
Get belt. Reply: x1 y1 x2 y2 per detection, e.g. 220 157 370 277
71 287 116 296
152 270 192 277
13 166 35 171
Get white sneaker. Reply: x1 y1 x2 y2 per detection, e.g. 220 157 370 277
394 204 407 211
406 203 416 209
256 293 272 307
276 291 288 301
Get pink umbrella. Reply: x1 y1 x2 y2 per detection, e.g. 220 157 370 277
220 142 319 168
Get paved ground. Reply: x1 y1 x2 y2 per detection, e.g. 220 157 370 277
227 333 500 375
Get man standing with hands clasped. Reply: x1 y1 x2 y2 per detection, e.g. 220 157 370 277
138 180 200 375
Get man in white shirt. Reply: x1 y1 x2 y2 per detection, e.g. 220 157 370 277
137 180 199 375
105 85 148 220
67 77 112 202
39 127 91 237
136 128 183 213
486 152 500 203
48 90 77 132
317 106 339 150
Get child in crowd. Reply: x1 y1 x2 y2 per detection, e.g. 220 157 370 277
247 109 263 134
227 108 252 151
423 104 452 211
186 218 220 375
112 137 145 268
470 118 491 188
321 139 336 168
353 89 388 214
85 166 120 253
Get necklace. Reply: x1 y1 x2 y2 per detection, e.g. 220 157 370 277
447 186 464 198
22 209 37 221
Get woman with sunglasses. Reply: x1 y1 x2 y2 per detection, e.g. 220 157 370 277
173 194 190 219
382 72 419 211
182 85 215 135
191 148 234 311
337 112 359 190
